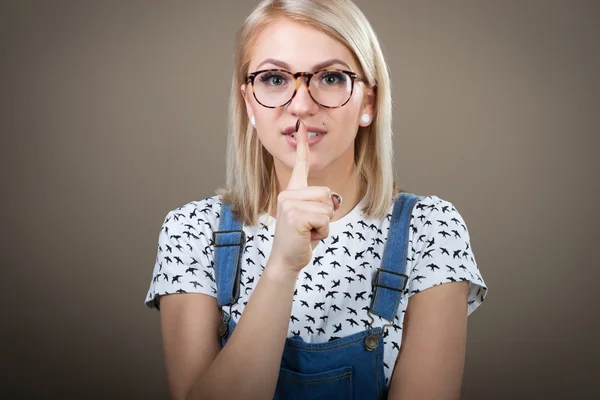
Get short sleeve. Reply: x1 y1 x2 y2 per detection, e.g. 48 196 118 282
144 200 219 310
406 196 488 315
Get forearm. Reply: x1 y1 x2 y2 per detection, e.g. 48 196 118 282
186 261 298 400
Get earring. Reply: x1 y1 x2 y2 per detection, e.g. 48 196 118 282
360 114 370 124
250 116 256 126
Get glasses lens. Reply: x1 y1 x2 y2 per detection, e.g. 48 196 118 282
252 70 295 107
311 70 353 107
251 70 354 107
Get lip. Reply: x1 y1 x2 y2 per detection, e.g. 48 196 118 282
283 125 327 135
284 132 326 148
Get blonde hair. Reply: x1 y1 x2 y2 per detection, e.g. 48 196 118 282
216 0 402 226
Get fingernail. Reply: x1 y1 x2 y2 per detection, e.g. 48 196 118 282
332 193 342 206
295 119 301 132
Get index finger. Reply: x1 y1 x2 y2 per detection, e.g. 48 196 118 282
287 119 310 189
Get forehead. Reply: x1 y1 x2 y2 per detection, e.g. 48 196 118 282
248 18 360 72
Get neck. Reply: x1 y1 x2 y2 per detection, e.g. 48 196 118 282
271 160 365 222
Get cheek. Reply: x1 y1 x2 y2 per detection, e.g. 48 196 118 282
329 104 361 132
253 109 285 149
254 108 282 131
333 89 364 126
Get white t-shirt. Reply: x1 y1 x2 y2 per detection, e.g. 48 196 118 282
144 193 488 388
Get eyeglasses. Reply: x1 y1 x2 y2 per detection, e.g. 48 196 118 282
246 68 363 109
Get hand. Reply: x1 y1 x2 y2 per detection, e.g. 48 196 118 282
268 119 342 273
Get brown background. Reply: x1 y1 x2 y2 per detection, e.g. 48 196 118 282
2 0 599 399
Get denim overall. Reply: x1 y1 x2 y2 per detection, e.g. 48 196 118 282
212 192 421 399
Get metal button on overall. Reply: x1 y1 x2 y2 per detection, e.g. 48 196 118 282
218 321 229 338
364 334 379 351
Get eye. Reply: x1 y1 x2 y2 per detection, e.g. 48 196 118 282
319 71 347 85
259 72 288 86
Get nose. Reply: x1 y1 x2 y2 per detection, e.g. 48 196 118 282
286 77 320 117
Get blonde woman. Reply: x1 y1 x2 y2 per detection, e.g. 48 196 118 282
144 1 488 399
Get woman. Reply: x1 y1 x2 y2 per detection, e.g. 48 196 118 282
144 1 488 399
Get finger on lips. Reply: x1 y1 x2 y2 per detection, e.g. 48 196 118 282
287 118 309 190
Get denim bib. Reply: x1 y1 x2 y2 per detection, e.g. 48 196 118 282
212 192 421 399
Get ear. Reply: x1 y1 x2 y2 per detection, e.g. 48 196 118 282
241 83 253 120
359 87 376 127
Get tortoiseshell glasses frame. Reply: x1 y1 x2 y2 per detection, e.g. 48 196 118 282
246 68 363 109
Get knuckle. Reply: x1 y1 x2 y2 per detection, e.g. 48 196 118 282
279 198 288 213
321 203 333 217
320 222 329 236
277 191 287 204
320 187 331 202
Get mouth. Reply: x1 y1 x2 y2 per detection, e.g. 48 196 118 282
282 124 327 147
282 124 327 136
287 131 325 139
283 131 326 147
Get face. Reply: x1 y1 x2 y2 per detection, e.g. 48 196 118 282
241 18 375 176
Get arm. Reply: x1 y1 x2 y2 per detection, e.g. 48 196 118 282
159 292 222 400
160 263 299 400
387 281 469 400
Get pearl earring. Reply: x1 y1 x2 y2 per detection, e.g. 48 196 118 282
360 114 370 124
250 116 256 126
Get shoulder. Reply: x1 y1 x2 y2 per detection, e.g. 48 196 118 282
161 195 224 232
144 195 225 310
402 193 488 312
402 193 459 214
385 193 465 228
408 194 471 238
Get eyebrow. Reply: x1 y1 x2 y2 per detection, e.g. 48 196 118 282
255 58 353 72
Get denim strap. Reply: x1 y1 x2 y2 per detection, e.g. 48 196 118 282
214 194 420 318
369 192 421 321
213 202 246 308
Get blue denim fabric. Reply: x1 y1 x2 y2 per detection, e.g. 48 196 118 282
213 203 246 308
215 192 421 399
